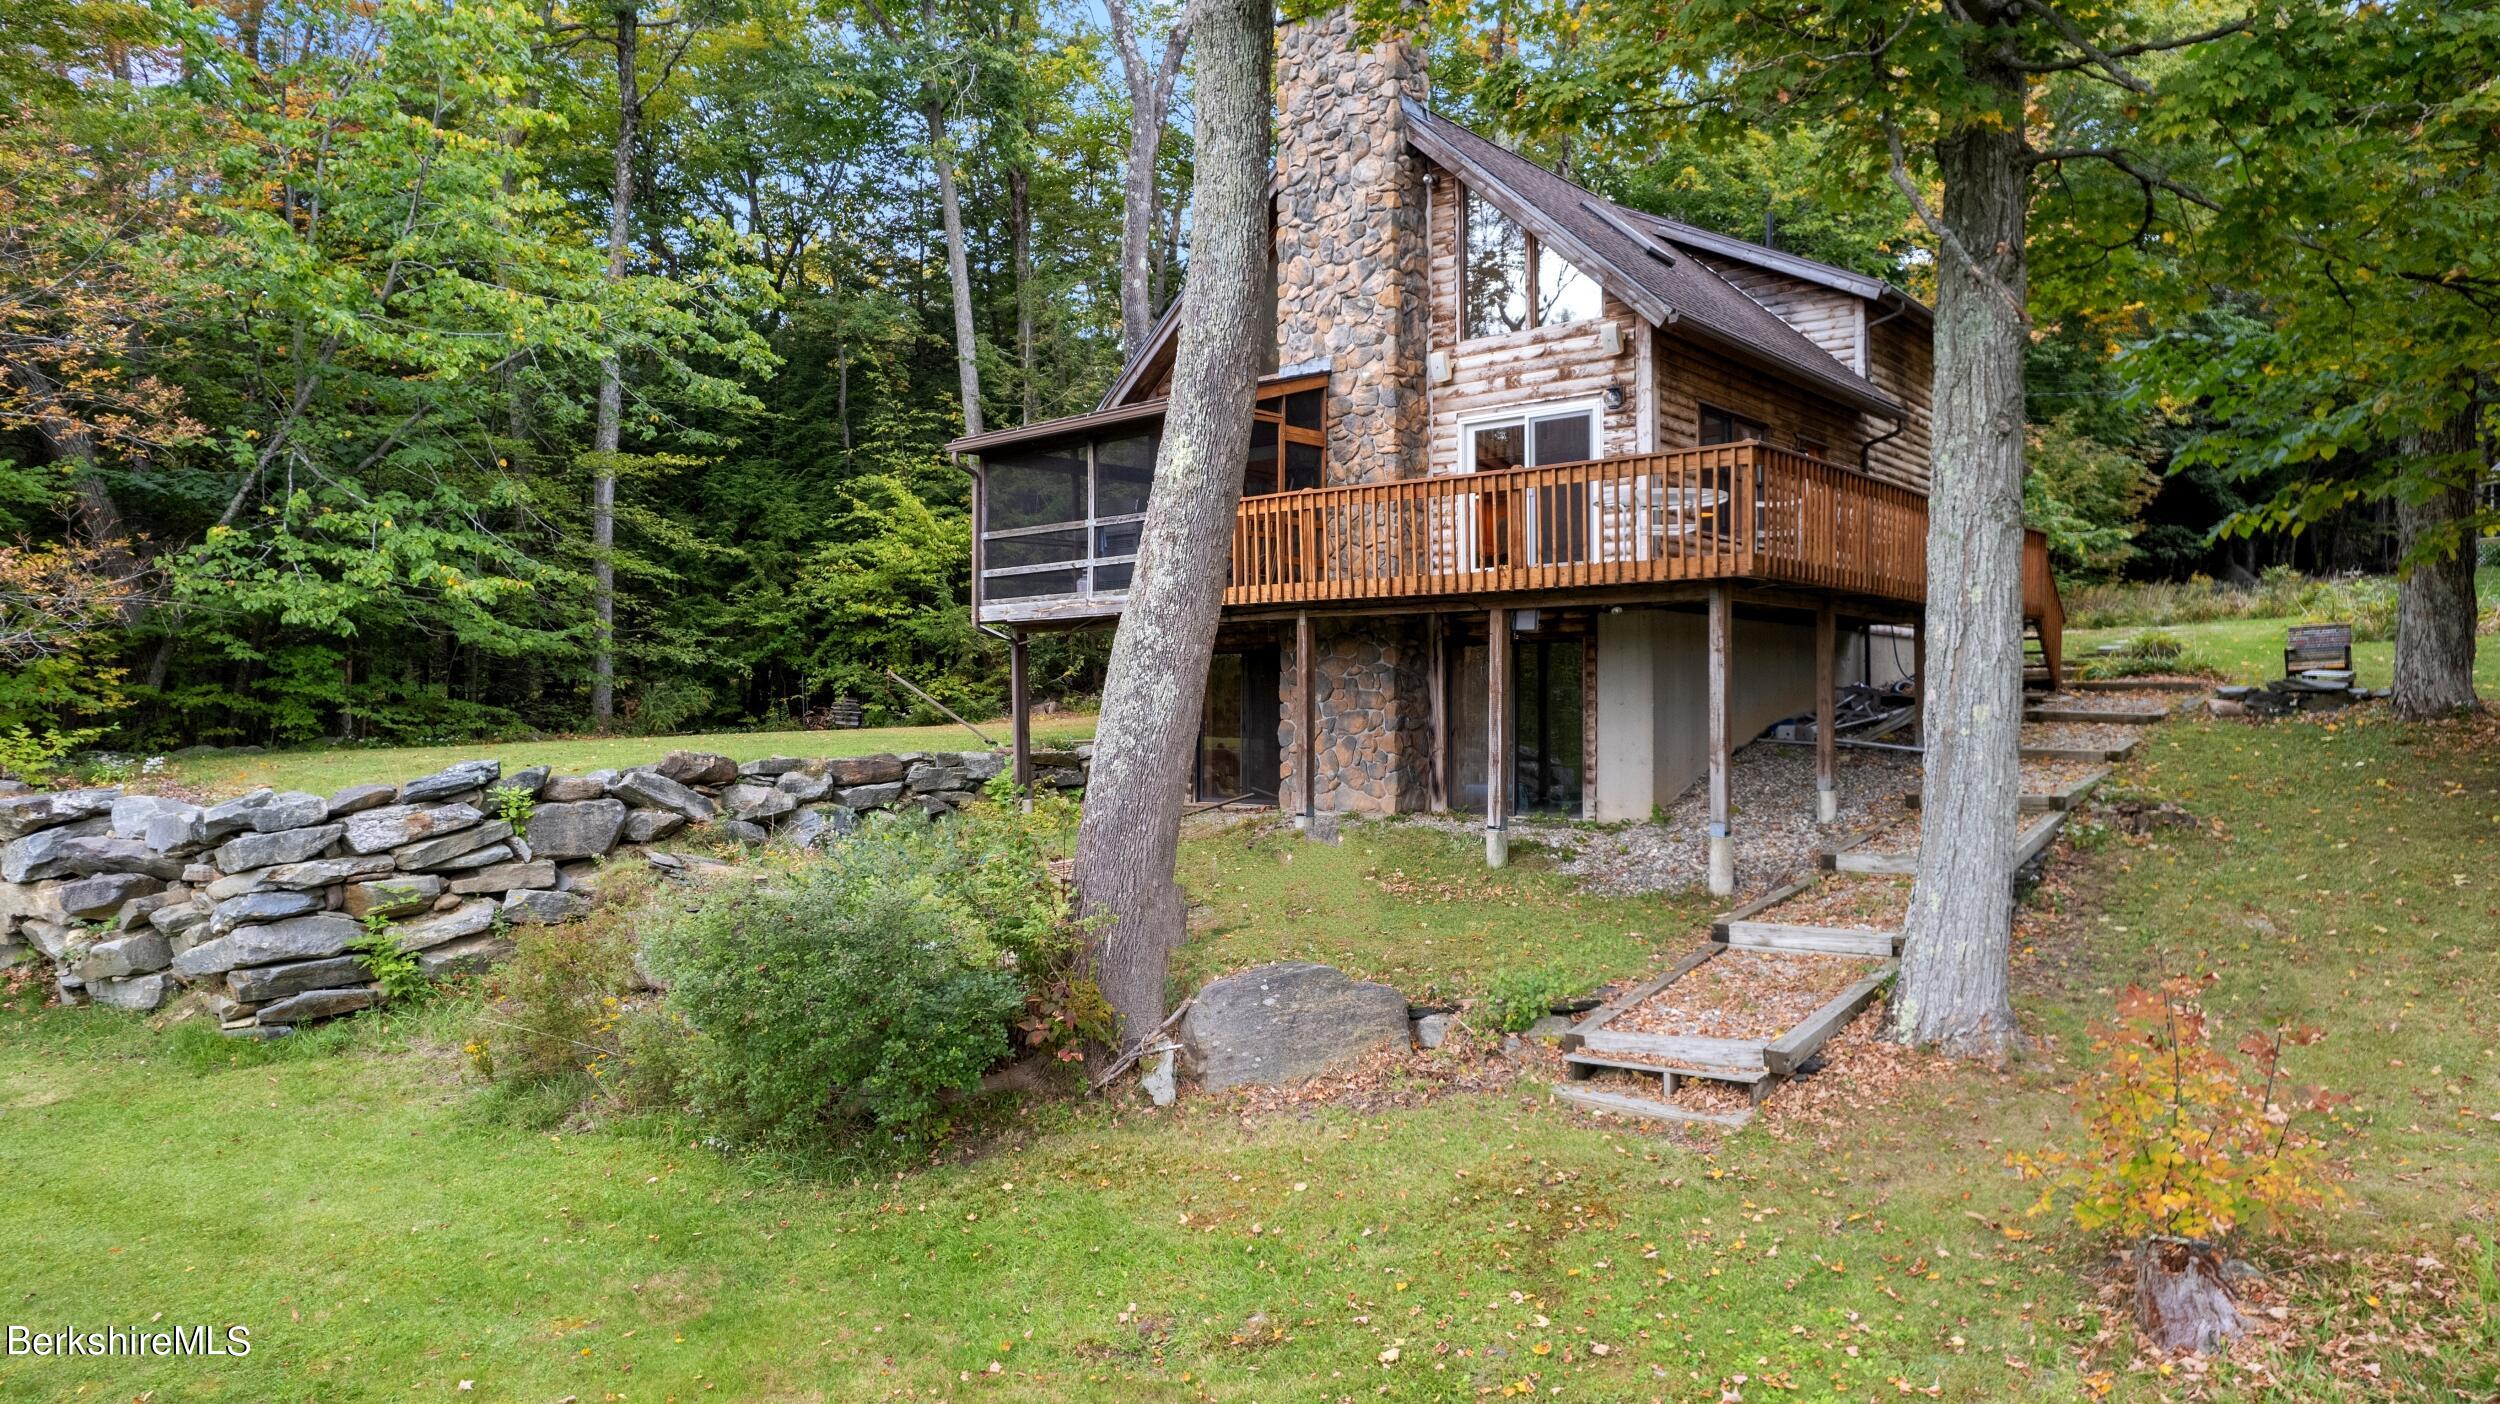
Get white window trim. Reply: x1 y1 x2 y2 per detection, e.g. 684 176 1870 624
1448 397 1606 476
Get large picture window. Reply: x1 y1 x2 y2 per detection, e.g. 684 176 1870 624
1462 190 1602 340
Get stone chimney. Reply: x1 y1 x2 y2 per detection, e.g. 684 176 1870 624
1272 8 1429 485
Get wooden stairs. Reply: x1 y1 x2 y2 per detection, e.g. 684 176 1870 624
1552 945 1895 1128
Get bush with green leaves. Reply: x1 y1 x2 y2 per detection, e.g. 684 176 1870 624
1480 965 1582 1033
353 916 430 1007
642 802 1085 1148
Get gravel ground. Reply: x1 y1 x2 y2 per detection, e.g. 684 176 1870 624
1405 742 1919 900
1609 949 1877 1041
2021 720 2143 752
2035 687 2193 714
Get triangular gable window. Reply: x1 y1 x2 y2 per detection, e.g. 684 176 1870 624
1462 187 1600 339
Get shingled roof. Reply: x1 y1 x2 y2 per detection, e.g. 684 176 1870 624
1399 100 1908 420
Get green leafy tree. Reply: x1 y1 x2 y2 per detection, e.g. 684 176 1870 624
2125 0 2500 718
1394 0 2254 1054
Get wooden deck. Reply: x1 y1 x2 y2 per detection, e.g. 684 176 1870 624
1226 442 2062 637
975 441 2066 664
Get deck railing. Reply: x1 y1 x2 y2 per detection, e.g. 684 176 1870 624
1228 441 2005 613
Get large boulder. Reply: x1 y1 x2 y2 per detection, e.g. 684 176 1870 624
214 823 344 873
398 759 500 804
609 769 716 821
342 802 480 854
171 913 363 976
208 888 323 935
393 820 512 871
0 788 120 840
523 798 627 860
1178 962 1412 1091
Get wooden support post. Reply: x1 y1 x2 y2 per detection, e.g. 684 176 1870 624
1009 632 1033 793
1707 586 1733 897
1814 601 1837 824
1295 611 1317 830
1912 612 1927 739
1486 607 1511 868
1427 616 1449 813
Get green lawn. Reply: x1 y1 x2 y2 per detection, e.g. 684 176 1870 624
2066 615 2500 692
1175 820 1716 1003
154 715 1099 800
6 708 2496 1399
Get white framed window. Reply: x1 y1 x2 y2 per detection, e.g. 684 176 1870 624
1462 190 1602 340
1454 399 1602 475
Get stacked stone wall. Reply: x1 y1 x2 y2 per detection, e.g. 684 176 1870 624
0 746 1088 1036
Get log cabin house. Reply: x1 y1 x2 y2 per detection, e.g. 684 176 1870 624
945 9 2064 890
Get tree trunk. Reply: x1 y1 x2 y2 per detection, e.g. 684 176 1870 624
1101 0 1184 361
919 0 984 440
1071 0 1270 1041
1118 102 1167 359
589 3 640 730
1010 159 1035 423
2391 404 2481 721
1891 57 2029 1058
2135 1236 2244 1355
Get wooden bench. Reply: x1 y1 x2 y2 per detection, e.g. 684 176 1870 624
2285 622 2353 676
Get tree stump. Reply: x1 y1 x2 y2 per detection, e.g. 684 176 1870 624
2135 1236 2243 1354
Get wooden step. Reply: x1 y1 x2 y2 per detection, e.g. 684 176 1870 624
1722 919 1900 957
1552 1082 1755 1128
1563 1048 1771 1090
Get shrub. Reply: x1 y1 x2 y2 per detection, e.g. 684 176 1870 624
1480 965 1580 1033
476 899 643 1088
642 801 1089 1148
353 916 431 1008
2013 975 2347 1244
488 783 537 828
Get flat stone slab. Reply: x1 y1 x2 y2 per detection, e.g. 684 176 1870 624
1179 961 1410 1091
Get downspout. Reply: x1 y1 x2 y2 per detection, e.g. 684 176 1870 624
1856 292 1916 476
